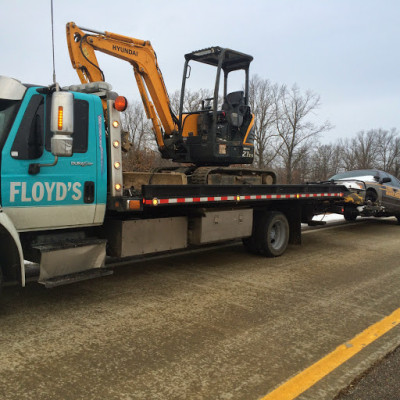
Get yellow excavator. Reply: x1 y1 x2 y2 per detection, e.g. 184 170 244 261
66 22 275 184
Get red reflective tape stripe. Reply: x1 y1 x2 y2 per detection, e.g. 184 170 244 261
143 191 344 206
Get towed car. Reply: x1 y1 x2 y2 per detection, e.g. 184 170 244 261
329 169 400 222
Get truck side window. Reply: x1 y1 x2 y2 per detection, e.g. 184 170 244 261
11 95 44 160
45 99 89 153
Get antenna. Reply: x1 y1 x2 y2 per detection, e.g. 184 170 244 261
50 0 57 85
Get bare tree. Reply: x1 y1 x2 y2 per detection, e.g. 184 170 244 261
248 75 280 168
374 128 400 174
338 130 378 172
274 84 332 183
169 88 215 115
322 128 400 178
121 100 154 151
351 130 377 169
338 137 357 171
294 145 312 182
309 143 342 181
121 100 156 171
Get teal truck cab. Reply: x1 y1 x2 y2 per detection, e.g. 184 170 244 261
0 76 345 294
0 77 116 288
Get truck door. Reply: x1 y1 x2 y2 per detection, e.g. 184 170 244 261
1 89 99 231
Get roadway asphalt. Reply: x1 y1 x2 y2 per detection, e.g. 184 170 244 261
0 217 400 399
335 345 400 400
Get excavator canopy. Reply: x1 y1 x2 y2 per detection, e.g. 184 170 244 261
185 47 253 73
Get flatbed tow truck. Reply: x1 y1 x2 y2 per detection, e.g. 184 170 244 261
0 24 347 294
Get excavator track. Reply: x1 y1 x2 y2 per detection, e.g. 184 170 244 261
188 166 277 185
188 167 215 185
149 166 277 186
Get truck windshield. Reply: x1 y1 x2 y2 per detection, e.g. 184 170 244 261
0 99 20 145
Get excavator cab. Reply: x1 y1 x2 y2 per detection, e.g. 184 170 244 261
174 47 255 166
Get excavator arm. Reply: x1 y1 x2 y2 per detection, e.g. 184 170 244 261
66 22 179 152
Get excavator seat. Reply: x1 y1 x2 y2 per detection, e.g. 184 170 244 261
222 91 246 127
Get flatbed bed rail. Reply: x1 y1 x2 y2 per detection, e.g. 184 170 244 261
140 184 346 207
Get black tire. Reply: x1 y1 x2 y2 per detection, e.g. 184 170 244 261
254 211 289 257
365 189 378 203
344 207 358 222
396 215 400 225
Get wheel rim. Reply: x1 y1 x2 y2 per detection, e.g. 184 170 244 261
269 220 285 250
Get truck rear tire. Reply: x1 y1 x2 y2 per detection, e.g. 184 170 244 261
254 211 289 257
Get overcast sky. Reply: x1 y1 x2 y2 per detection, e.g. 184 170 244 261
1 0 399 143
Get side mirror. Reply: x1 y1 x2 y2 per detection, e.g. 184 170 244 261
380 177 391 184
50 91 74 157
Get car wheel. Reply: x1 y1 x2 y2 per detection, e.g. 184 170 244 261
365 189 378 203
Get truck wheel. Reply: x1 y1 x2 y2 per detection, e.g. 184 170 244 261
254 211 289 257
344 207 358 222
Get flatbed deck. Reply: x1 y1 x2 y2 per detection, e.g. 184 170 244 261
110 183 347 212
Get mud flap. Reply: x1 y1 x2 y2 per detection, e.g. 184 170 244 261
285 204 302 245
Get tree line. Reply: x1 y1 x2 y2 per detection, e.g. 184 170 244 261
121 75 400 184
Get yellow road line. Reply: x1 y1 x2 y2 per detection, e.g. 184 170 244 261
261 307 400 400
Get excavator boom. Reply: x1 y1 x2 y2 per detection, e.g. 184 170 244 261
66 22 178 152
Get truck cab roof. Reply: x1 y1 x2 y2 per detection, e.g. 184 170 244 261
0 76 27 100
